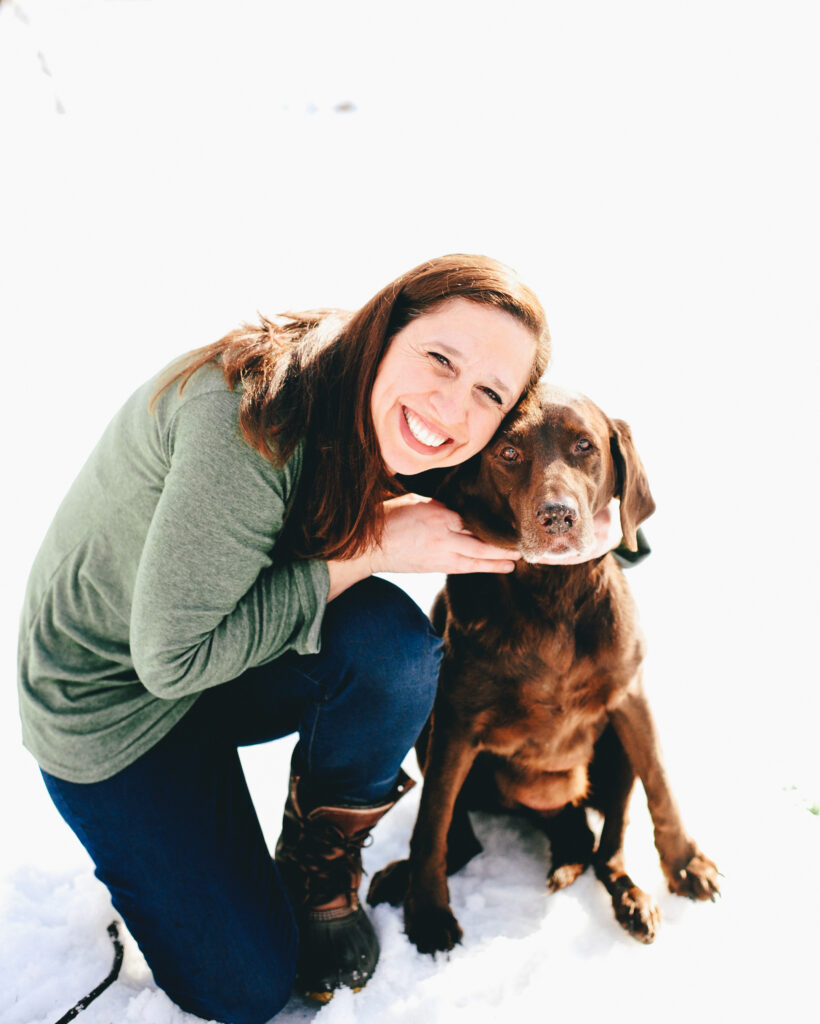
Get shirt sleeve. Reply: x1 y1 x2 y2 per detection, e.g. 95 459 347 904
130 388 329 697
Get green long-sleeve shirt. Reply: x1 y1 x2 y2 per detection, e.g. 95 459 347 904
17 362 330 783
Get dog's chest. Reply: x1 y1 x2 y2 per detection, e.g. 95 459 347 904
446 572 626 676
508 637 621 722
442 572 640 751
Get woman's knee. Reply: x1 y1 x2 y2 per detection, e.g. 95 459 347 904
166 959 295 1024
149 892 298 1024
321 577 442 710
42 759 300 1024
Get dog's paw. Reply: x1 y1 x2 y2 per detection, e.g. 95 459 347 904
367 858 410 907
611 881 661 944
404 901 463 955
547 861 587 892
665 849 721 902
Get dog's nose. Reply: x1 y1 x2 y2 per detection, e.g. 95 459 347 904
536 502 578 534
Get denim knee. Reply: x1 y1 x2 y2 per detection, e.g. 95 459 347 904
168 962 295 1024
153 895 298 1024
298 578 442 799
320 576 442 719
42 751 300 1024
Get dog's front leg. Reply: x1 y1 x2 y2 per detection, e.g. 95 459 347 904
403 699 479 954
609 674 720 901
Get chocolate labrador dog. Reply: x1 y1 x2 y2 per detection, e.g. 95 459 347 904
368 382 719 953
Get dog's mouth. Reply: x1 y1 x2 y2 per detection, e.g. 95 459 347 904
517 522 597 564
522 542 589 564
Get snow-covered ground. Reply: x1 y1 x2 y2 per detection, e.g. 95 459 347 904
1 2 818 1022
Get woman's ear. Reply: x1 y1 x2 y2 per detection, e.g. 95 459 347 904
609 419 656 551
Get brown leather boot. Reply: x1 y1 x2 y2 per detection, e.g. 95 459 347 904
275 760 415 1003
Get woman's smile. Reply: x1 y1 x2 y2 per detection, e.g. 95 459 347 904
401 406 452 450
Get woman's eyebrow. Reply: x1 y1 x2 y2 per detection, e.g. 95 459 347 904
433 343 513 399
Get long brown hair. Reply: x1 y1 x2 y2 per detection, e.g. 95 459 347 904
154 254 550 559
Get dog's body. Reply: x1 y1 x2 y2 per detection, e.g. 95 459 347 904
368 382 719 953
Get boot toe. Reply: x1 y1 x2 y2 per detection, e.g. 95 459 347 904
298 905 380 1000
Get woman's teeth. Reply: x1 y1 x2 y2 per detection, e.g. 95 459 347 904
403 408 449 447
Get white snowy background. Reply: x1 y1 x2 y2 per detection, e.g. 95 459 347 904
1 1 818 1022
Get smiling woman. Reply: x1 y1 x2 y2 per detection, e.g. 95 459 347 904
370 298 537 475
18 254 558 1020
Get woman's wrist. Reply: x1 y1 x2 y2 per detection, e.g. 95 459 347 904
325 552 376 601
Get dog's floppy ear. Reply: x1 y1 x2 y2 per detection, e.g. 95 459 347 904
430 452 520 547
431 454 483 515
609 419 656 551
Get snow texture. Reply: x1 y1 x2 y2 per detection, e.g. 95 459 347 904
1 2 818 1023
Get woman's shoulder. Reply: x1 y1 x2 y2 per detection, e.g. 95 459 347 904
149 358 237 412
147 360 304 481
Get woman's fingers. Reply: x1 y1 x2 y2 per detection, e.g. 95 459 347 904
429 507 520 570
583 498 622 559
446 554 519 574
442 536 518 569
600 497 623 551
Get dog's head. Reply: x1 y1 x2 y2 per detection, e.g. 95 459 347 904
436 381 655 563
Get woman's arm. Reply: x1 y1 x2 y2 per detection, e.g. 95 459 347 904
130 391 329 697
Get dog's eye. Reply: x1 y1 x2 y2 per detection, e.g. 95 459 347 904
575 439 593 454
499 446 520 462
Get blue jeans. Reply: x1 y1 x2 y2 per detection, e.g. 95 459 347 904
41 578 441 1024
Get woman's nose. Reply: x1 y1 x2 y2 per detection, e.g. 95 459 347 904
429 380 470 430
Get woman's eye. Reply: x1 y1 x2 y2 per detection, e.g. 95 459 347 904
575 438 593 453
429 351 452 369
499 446 520 462
480 387 503 406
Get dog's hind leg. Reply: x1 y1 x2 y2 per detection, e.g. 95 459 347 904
589 725 660 943
537 804 595 892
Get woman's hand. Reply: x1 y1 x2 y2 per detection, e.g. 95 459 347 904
326 494 519 600
371 494 521 576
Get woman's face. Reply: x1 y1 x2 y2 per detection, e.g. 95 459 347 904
371 297 537 476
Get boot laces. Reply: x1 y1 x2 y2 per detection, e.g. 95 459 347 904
291 817 373 906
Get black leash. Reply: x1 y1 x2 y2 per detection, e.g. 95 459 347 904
53 921 124 1024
